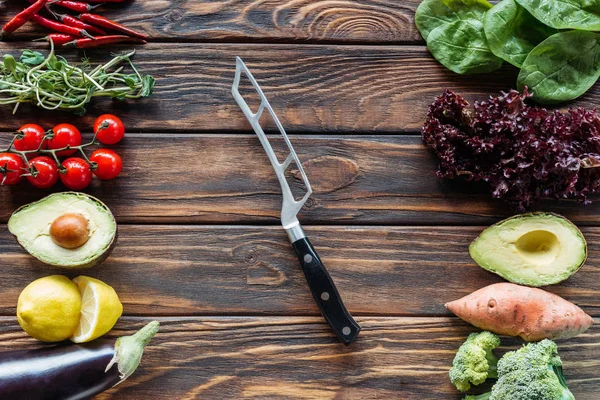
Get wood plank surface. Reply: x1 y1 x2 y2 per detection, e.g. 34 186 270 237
0 42 574 133
1 2 599 399
0 0 423 44
0 316 597 399
0 42 596 133
0 41 516 133
2 225 598 317
3 134 600 225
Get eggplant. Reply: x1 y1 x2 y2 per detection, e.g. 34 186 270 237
0 321 159 400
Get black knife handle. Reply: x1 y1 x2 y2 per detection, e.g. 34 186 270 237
292 237 360 345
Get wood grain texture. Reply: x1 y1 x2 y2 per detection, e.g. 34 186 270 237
0 42 596 133
3 134 600 225
0 0 423 43
0 316 598 399
0 42 548 133
0 2 597 399
1 225 598 317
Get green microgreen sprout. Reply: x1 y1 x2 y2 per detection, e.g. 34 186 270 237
0 38 154 115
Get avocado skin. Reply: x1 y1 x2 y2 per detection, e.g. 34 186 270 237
469 212 587 286
10 192 118 269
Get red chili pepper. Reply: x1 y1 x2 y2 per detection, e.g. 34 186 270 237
35 33 78 46
64 35 146 49
32 14 94 38
54 0 98 12
1 0 49 38
79 13 147 40
55 13 107 36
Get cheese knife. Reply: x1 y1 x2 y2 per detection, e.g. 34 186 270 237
231 57 360 345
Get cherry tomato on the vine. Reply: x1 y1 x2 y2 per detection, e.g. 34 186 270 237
0 152 25 185
60 157 92 190
94 114 125 145
48 124 82 157
14 124 47 152
90 149 122 180
27 156 59 189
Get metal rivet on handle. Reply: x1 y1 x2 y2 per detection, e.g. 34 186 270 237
342 327 351 336
321 292 330 301
304 254 313 263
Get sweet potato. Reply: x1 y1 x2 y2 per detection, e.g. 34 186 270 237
445 283 594 341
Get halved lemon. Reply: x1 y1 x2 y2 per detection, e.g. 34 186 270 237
70 276 123 343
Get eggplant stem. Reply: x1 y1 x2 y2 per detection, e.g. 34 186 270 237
106 321 160 383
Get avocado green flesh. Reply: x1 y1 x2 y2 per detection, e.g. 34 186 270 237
469 213 587 286
8 193 116 268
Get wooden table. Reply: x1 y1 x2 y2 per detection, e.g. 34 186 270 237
0 1 598 399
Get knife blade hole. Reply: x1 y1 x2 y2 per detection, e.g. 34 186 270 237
237 70 263 115
258 109 289 162
321 292 329 301
342 327 351 336
286 159 310 202
304 254 313 263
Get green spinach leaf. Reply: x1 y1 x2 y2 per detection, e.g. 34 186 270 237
517 30 600 104
483 0 556 67
427 19 504 74
515 0 600 30
415 0 493 40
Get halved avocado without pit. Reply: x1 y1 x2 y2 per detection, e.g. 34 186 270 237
469 212 587 286
8 192 117 269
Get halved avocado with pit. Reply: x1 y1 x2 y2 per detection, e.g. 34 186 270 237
8 192 117 269
469 212 587 286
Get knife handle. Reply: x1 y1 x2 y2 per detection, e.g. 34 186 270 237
292 237 360 345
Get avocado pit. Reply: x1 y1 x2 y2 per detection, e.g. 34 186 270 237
50 213 90 249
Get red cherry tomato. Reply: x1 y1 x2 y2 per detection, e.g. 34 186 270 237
14 124 47 152
48 124 82 157
94 114 125 145
0 152 25 185
27 156 59 189
90 149 122 180
60 157 92 190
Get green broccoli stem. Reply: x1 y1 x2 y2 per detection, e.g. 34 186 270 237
486 350 498 379
552 365 575 400
464 393 491 400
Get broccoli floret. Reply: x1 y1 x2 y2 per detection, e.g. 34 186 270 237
476 339 574 400
450 331 501 392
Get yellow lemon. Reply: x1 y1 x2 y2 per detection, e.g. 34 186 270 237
70 276 123 343
17 275 81 342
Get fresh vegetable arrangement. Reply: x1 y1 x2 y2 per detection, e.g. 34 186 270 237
0 3 156 396
3 0 147 48
451 332 575 399
1 114 125 189
0 42 154 114
423 88 600 211
415 0 600 103
6 195 148 399
0 320 159 400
